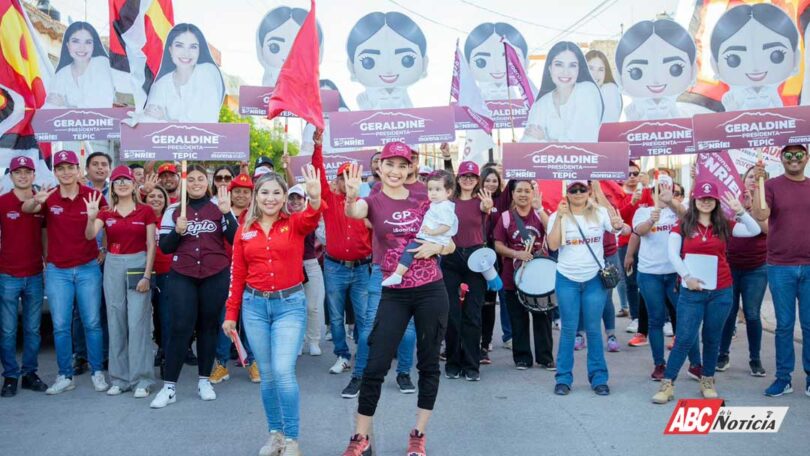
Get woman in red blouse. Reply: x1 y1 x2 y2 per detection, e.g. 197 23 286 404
222 167 322 456
85 166 156 398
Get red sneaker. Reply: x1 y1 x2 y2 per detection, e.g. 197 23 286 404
342 434 371 456
687 364 703 381
651 364 666 381
628 333 648 347
407 429 427 456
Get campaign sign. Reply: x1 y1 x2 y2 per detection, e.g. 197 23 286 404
503 142 629 180
32 108 132 141
599 118 695 159
120 123 250 162
695 150 744 218
329 106 456 148
453 100 529 130
289 150 376 183
693 105 810 151
239 86 340 117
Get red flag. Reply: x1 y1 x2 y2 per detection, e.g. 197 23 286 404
266 0 323 129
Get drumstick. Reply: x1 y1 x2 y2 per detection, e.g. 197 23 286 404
524 235 535 253
757 149 766 208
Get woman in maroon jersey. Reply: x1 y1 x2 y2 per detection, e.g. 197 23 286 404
85 166 156 398
340 141 454 456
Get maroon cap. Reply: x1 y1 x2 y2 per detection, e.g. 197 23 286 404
53 150 79 166
110 165 134 182
380 142 413 163
9 155 35 172
566 179 589 191
457 161 480 177
693 181 720 200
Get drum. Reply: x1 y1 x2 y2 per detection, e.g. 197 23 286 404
514 256 558 313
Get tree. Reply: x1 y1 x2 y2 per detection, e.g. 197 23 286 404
218 105 299 171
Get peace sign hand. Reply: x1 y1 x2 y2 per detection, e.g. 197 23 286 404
83 191 102 220
343 164 363 200
217 185 231 215
34 185 58 205
301 165 322 200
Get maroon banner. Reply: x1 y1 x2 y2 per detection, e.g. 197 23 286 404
238 85 340 117
119 123 250 162
453 100 529 130
599 118 695 159
693 105 810 151
289 150 376 183
329 106 456 148
695 150 744 218
32 108 132 141
503 142 629 180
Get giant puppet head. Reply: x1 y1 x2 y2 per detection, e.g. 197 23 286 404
463 22 528 100
255 5 324 87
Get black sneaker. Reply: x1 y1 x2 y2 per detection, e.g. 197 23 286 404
537 361 556 371
464 371 480 382
554 383 570 395
716 354 730 372
749 360 766 377
593 384 610 396
21 373 48 392
515 361 531 370
184 348 198 366
445 367 461 379
72 357 89 376
1 378 17 397
396 373 417 394
341 377 362 399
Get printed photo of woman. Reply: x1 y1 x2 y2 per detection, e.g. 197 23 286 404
586 49 622 123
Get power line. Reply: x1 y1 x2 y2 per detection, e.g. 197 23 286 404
386 0 469 35
536 0 620 50
458 0 616 38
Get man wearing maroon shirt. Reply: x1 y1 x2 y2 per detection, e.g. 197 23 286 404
23 150 109 395
0 156 48 397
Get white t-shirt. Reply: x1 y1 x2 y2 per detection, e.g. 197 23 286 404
548 206 616 282
600 82 622 123
144 63 224 123
417 200 458 246
45 57 115 109
632 206 678 274
521 82 602 142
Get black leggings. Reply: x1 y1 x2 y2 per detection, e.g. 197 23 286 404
481 296 497 349
441 247 486 374
358 280 449 416
505 290 554 365
164 268 230 382
638 294 676 336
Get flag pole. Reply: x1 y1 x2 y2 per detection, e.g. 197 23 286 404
757 149 766 208
283 117 289 160
180 160 188 218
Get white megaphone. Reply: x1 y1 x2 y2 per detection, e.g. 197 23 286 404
467 248 503 291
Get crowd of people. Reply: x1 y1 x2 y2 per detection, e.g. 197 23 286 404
1 136 809 456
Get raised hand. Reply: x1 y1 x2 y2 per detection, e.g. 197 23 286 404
217 185 232 214
301 165 322 201
281 153 291 170
557 199 569 216
143 173 158 195
343 163 363 200
531 185 543 211
722 191 744 215
479 188 494 211
313 128 324 145
34 185 58 205
658 183 673 206
440 142 451 159
83 191 102 220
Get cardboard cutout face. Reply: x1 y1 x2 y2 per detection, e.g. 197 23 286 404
256 6 323 87
620 34 695 100
468 33 507 86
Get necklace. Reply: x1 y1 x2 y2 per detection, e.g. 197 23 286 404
696 224 711 242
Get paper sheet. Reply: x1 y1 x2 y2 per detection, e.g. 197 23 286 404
684 254 718 290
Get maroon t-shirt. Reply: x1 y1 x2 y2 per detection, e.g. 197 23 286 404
603 231 618 257
98 204 157 255
765 175 810 266
453 197 485 248
41 186 107 268
303 232 317 261
672 221 737 290
370 181 427 199
0 191 44 277
727 232 767 270
364 190 442 288
493 209 546 291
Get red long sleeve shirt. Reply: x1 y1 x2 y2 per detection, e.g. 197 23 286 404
312 143 373 261
618 187 654 247
225 205 322 321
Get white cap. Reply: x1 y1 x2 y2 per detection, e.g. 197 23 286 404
288 184 306 197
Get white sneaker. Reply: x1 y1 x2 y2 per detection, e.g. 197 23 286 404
133 387 150 398
626 319 639 334
45 375 75 395
325 330 332 341
329 357 351 374
502 339 513 350
308 343 322 356
150 386 176 408
198 379 216 401
106 385 124 396
664 322 674 337
92 371 109 392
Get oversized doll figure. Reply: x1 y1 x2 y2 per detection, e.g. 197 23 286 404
711 3 799 112
346 12 428 110
615 19 696 121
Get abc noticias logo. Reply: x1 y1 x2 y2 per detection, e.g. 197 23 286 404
664 399 788 434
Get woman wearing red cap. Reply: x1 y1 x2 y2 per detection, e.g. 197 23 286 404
341 141 454 456
84 165 157 398
653 181 761 404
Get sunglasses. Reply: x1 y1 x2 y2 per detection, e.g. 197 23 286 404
628 171 641 177
567 186 588 195
673 191 683 197
112 179 133 186
782 151 806 162
214 175 233 183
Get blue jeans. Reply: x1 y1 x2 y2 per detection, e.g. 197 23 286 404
767 264 810 383
665 287 732 380
555 273 609 387
216 306 254 365
499 288 512 342
46 260 104 377
576 256 621 335
241 289 306 439
324 258 370 361
355 264 415 377
720 266 768 361
617 245 635 313
638 272 699 367
0 274 43 378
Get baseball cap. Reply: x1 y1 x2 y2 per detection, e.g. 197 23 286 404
110 165 134 182
781 144 807 153
253 167 272 179
255 156 274 169
9 155 35 172
380 142 413 163
457 161 479 177
288 184 306 197
229 174 254 191
53 150 79 166
692 181 720 200
337 162 353 177
566 180 589 191
157 163 177 175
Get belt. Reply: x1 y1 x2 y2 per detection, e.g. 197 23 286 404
325 255 372 268
245 283 303 300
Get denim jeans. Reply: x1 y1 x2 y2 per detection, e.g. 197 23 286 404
241 289 306 439
720 265 768 362
665 287 732 380
355 264 415 378
324 258 370 361
499 288 512 341
617 245 636 313
555 273 609 387
576 255 620 335
638 272 699 367
767 264 810 383
46 260 104 377
0 274 43 378
216 305 254 365
72 270 108 363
